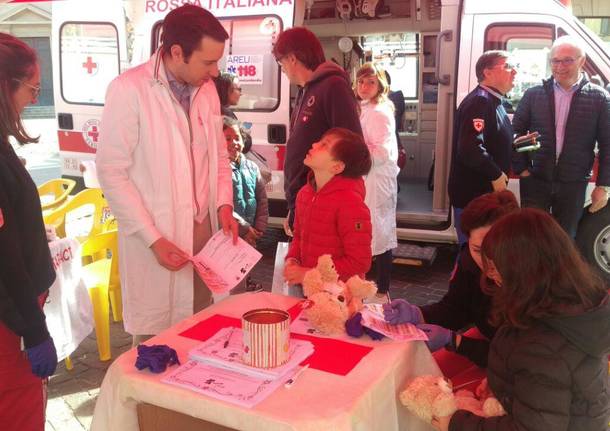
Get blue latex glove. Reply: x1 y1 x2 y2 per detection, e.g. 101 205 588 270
26 338 58 378
345 313 385 340
383 299 423 325
417 323 453 352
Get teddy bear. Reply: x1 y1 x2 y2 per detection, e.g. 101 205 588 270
300 255 377 335
400 375 506 424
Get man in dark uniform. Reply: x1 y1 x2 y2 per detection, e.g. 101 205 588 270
448 50 517 245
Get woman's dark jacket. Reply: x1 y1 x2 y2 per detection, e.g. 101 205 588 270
0 142 55 348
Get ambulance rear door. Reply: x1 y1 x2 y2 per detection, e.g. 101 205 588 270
51 0 128 186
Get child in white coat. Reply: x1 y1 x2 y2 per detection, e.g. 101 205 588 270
355 62 399 303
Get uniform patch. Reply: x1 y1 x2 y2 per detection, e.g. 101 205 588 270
306 95 316 107
473 118 485 132
355 221 362 231
0 208 3 228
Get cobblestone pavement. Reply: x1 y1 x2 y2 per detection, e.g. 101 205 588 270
45 229 456 430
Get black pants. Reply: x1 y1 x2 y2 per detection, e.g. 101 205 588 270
367 249 393 294
519 175 587 238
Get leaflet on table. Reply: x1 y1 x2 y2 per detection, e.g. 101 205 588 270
189 327 314 380
162 360 288 409
360 304 429 341
190 230 262 294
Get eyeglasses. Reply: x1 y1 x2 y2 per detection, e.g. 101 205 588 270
550 57 580 66
13 78 41 98
276 54 289 68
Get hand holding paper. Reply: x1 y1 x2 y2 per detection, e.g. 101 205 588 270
190 231 262 293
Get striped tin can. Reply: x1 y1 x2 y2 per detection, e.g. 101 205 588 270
242 308 290 369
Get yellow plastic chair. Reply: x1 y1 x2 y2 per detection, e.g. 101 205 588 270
37 178 76 213
80 230 119 361
44 188 110 241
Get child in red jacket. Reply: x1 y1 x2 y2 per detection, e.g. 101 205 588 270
284 127 373 283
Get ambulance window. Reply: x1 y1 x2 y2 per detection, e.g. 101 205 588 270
558 27 608 87
485 25 554 113
152 16 281 112
59 23 120 105
218 16 282 112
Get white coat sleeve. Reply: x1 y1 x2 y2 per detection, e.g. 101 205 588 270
96 77 161 247
364 108 396 167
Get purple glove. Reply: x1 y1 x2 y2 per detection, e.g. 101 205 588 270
383 299 423 325
345 313 385 340
416 323 453 352
345 312 365 338
135 344 180 373
26 338 58 378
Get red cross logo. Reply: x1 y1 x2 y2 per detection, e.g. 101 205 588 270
87 126 99 143
82 56 98 74
82 119 101 150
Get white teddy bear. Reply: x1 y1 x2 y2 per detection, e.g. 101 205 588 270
400 375 506 424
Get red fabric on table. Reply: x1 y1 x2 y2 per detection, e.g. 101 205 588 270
433 327 487 392
179 313 373 376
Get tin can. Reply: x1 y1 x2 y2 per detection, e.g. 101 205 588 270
242 308 290 368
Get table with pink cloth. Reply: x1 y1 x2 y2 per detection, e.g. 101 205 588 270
91 292 440 431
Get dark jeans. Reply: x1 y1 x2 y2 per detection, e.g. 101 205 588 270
368 249 393 294
519 175 587 238
453 207 468 247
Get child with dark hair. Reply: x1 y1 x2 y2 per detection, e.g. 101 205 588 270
435 208 610 431
223 117 268 246
284 127 373 283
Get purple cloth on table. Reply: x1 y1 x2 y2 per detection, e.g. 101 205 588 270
135 344 180 373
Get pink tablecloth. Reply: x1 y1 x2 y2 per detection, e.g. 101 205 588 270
91 292 440 431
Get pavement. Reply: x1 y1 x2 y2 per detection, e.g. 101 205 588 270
44 229 456 430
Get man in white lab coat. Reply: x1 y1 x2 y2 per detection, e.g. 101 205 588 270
96 5 237 343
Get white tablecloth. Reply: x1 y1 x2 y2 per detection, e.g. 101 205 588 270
91 292 440 431
44 238 93 361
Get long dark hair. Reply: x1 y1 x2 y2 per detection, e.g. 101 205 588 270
482 208 607 328
0 32 38 145
214 72 237 107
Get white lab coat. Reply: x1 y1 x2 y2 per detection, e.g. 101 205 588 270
96 52 233 335
360 100 399 255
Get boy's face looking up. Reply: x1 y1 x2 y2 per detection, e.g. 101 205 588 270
304 134 345 175
224 125 243 161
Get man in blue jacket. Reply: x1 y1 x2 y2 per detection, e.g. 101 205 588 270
273 27 362 235
447 50 517 245
512 36 610 237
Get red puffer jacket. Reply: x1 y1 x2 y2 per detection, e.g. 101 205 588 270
286 173 372 281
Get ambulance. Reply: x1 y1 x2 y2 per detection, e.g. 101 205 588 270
48 0 610 277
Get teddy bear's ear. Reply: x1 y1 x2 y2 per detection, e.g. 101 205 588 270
317 255 339 282
345 276 378 298
302 269 323 297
